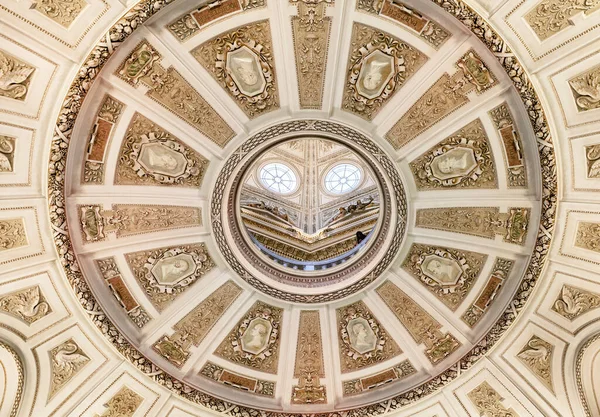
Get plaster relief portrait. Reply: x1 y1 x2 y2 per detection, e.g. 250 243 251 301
226 46 266 97
420 254 463 286
347 317 377 354
138 142 188 177
0 135 15 172
241 317 273 355
430 147 478 181
151 253 197 286
356 50 395 100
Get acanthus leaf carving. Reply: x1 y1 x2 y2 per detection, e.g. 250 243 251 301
553 285 600 320
93 386 143 417
32 0 87 28
525 0 600 41
0 135 16 173
466 381 518 417
0 50 34 101
0 286 51 324
49 339 90 399
517 335 555 392
0 218 27 251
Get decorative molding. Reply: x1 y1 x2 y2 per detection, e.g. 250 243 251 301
32 0 87 28
376 280 460 364
95 257 151 328
356 1 450 49
462 258 514 327
0 135 16 172
342 22 427 120
115 112 209 187
0 50 34 101
192 20 279 118
167 0 266 42
466 381 518 417
409 119 498 190
416 207 530 244
575 221 600 253
402 243 487 311
0 218 27 251
489 103 528 188
386 50 497 149
291 0 332 109
49 339 90 400
153 281 242 367
125 243 215 312
0 342 24 417
0 286 51 324
553 285 600 320
78 204 201 242
292 310 326 404
200 362 275 397
83 95 125 184
117 41 235 147
93 386 144 417
342 360 416 396
517 335 554 392
336 301 401 373
214 301 282 374
525 0 600 41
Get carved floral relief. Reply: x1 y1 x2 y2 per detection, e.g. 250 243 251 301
376 280 460 364
585 144 600 178
0 50 35 101
517 336 555 392
553 285 600 320
214 301 283 374
292 310 326 404
525 0 600 41
117 41 235 147
409 119 498 190
115 113 208 187
0 135 15 172
0 218 27 251
153 281 242 367
489 103 528 188
33 0 87 28
569 65 600 112
575 221 600 253
466 381 518 417
0 286 51 324
402 244 487 310
125 243 215 312
49 339 90 399
342 23 427 120
192 20 279 118
93 386 143 417
336 301 401 373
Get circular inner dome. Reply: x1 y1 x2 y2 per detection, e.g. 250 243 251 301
239 138 381 274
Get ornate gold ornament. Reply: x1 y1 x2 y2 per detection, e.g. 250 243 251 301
78 204 201 242
93 386 144 417
377 280 460 364
192 20 279 118
553 285 600 320
117 41 234 147
342 360 416 396
168 0 266 42
215 301 282 374
525 0 600 41
386 50 497 149
153 281 242 367
569 65 600 112
575 221 600 253
200 362 275 397
585 144 600 178
489 103 528 188
125 243 215 312
292 310 326 404
336 301 401 373
0 218 27 251
402 244 487 311
46 0 557 413
291 0 332 109
356 1 450 49
32 0 87 27
83 95 125 184
342 23 427 120
517 335 555 392
0 135 15 173
95 257 151 328
49 339 90 399
0 286 51 324
466 381 518 417
409 119 498 190
462 258 514 327
416 207 530 245
115 113 208 187
0 50 34 101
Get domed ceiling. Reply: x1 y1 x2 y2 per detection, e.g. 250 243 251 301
45 0 555 413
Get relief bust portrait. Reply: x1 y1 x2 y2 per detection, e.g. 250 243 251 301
346 317 377 354
241 317 273 355
356 50 395 100
226 46 267 97
430 147 478 181
138 142 188 177
151 253 197 286
420 254 463 286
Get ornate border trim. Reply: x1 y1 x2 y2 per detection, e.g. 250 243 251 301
212 122 406 303
0 341 25 417
47 0 557 415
